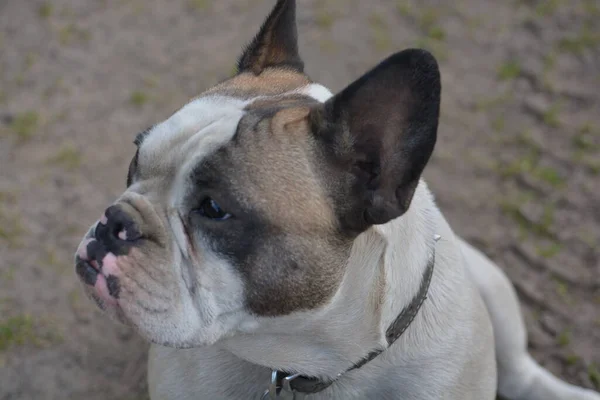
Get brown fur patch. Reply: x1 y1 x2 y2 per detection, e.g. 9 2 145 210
231 106 334 233
204 69 311 99
195 100 354 316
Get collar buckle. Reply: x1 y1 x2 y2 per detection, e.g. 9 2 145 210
261 371 300 399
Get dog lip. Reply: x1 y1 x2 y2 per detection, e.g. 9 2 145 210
75 256 99 286
105 275 121 299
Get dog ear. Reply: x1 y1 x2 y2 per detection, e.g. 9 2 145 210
237 0 304 75
311 49 441 233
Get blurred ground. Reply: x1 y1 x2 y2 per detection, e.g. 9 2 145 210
0 0 599 399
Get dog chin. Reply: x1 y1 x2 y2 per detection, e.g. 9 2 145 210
136 331 223 350
109 309 232 350
80 282 130 325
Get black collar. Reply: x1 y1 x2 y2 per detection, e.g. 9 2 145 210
263 236 438 399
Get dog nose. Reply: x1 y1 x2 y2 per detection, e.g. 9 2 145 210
94 205 142 252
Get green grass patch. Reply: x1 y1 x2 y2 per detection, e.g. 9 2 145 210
43 246 64 271
417 8 445 41
500 195 556 239
0 266 16 281
491 116 505 132
43 77 66 99
536 242 562 258
535 165 564 186
369 13 392 52
497 60 521 80
589 364 600 389
24 53 37 70
0 315 62 351
57 23 91 45
15 71 26 87
47 144 82 170
543 52 557 71
188 0 209 11
512 129 541 150
38 2 53 19
583 0 600 16
541 51 557 91
7 111 39 141
566 353 580 366
556 329 571 347
0 315 38 351
130 90 149 107
0 191 16 204
542 103 561 127
0 316 35 351
427 26 445 41
554 278 572 304
419 8 440 30
414 37 448 62
68 289 80 309
556 26 600 55
498 150 539 178
319 39 338 53
578 229 596 249
396 1 413 17
143 75 159 89
0 298 13 313
573 123 599 151
0 210 25 247
315 9 335 30
499 195 532 240
535 0 561 16
474 92 511 112
584 159 600 175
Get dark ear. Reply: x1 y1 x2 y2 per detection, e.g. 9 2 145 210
237 0 304 75
311 49 441 233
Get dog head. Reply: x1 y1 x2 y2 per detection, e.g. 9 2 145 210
74 0 441 349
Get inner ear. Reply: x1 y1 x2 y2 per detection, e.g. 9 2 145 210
237 0 304 75
311 49 441 233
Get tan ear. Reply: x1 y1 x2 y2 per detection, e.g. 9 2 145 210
237 0 304 75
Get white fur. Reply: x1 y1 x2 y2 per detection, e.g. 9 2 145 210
297 83 333 102
142 95 249 179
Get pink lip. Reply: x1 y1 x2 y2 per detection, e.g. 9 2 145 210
77 235 122 306
77 238 94 260
93 274 118 307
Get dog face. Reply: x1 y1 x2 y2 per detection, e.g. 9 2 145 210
74 0 441 348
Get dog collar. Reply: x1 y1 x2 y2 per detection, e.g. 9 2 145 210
262 234 440 399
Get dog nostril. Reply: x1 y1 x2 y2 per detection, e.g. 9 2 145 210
112 222 124 240
101 205 141 243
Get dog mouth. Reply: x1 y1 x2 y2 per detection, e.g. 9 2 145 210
76 255 120 306
75 236 122 308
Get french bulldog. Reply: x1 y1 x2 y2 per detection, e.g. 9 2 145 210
74 1 600 399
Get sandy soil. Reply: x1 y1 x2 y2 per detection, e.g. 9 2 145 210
0 0 598 399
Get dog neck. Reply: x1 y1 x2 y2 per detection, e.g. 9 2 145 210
220 182 438 380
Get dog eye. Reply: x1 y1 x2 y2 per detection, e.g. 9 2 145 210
193 198 232 221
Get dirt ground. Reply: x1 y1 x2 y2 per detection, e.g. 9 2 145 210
0 0 598 399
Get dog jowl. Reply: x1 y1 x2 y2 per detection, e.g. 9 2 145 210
74 0 440 349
